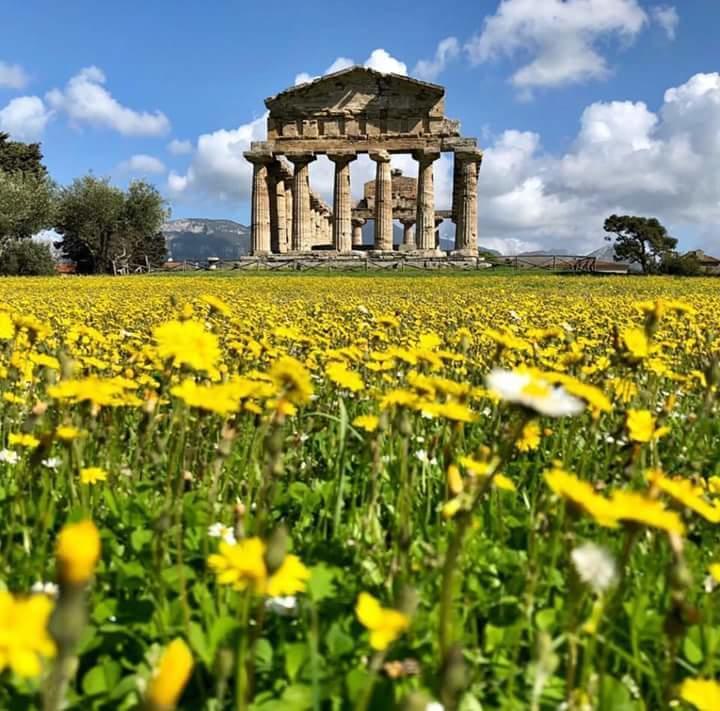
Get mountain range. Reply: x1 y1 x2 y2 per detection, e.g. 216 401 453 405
162 218 251 261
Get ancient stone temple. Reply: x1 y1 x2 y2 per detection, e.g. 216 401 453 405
244 66 482 257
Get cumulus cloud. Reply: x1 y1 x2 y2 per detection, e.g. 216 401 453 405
167 114 266 202
465 0 648 94
294 49 407 86
0 61 29 89
413 37 460 82
652 5 679 40
167 138 193 155
117 154 166 175
479 72 720 254
46 66 170 136
0 96 52 141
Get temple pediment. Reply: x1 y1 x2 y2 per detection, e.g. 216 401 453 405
265 66 460 141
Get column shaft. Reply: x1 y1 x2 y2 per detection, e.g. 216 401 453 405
249 158 271 255
289 155 315 252
370 151 393 251
454 150 482 254
284 184 293 253
329 153 355 253
352 218 365 248
414 151 440 251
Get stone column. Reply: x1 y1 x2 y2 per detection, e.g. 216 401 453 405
369 151 393 251
453 149 483 256
352 218 365 248
400 219 416 251
288 154 316 252
269 165 287 255
328 152 356 253
244 151 273 255
284 182 293 253
414 149 440 252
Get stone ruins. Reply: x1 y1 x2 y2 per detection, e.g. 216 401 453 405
244 66 482 257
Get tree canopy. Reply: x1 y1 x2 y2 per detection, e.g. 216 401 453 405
54 175 169 274
604 214 678 274
0 132 47 178
0 171 56 242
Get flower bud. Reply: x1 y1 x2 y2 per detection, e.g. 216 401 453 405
146 638 193 710
56 520 101 587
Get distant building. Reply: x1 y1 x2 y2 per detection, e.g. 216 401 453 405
685 250 720 275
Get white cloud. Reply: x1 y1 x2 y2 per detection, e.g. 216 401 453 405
167 114 266 202
0 96 52 141
413 37 460 82
364 49 408 76
167 138 193 155
652 6 679 40
117 154 166 174
477 72 720 254
0 61 29 90
46 66 170 136
294 49 406 87
465 0 647 93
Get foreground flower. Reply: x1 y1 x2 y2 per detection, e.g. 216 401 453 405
208 522 236 545
352 414 380 433
153 319 220 372
56 520 101 586
486 369 584 417
8 432 40 449
571 542 617 594
208 537 309 596
0 448 19 464
145 638 194 711
647 470 720 523
355 592 409 651
610 491 685 535
626 409 670 444
80 466 108 485
679 678 720 711
544 466 617 527
326 361 365 393
0 591 56 677
269 356 314 405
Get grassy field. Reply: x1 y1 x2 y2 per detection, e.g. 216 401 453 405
0 273 719 711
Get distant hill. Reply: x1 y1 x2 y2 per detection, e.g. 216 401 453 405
587 243 643 271
162 218 251 261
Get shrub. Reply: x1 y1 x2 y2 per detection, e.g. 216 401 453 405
0 239 56 276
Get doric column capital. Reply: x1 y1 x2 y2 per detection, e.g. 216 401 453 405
244 151 274 165
434 217 445 227
286 152 317 167
327 151 357 165
351 217 366 227
454 148 483 164
369 150 391 163
399 218 416 227
412 149 441 165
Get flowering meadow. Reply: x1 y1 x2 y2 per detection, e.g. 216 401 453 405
1 272 720 711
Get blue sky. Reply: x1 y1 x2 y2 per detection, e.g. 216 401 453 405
1 0 719 254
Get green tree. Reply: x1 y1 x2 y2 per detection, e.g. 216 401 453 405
0 240 55 276
0 132 47 178
659 251 702 276
0 170 56 242
604 214 678 274
124 180 168 267
54 176 169 274
54 176 125 273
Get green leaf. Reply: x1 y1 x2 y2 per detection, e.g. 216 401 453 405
81 659 121 696
683 627 704 665
255 638 273 674
188 621 212 667
284 642 308 682
307 564 338 603
130 528 153 552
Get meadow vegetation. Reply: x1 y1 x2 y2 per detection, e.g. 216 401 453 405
0 272 719 711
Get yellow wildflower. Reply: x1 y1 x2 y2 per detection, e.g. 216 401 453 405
626 409 670 443
146 638 194 710
0 592 56 677
679 678 720 711
621 327 650 360
708 564 720 583
447 465 463 495
609 490 685 535
355 592 409 651
56 520 101 585
208 538 267 593
153 319 220 372
8 432 40 449
80 467 108 485
516 420 541 452
544 465 618 528
647 470 720 523
266 555 310 597
0 312 15 340
56 425 85 442
325 361 364 393
269 356 314 405
352 414 380 433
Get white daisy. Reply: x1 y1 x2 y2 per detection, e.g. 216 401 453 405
207 523 236 545
31 581 59 597
0 449 19 464
265 596 298 616
42 457 62 470
485 369 584 417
